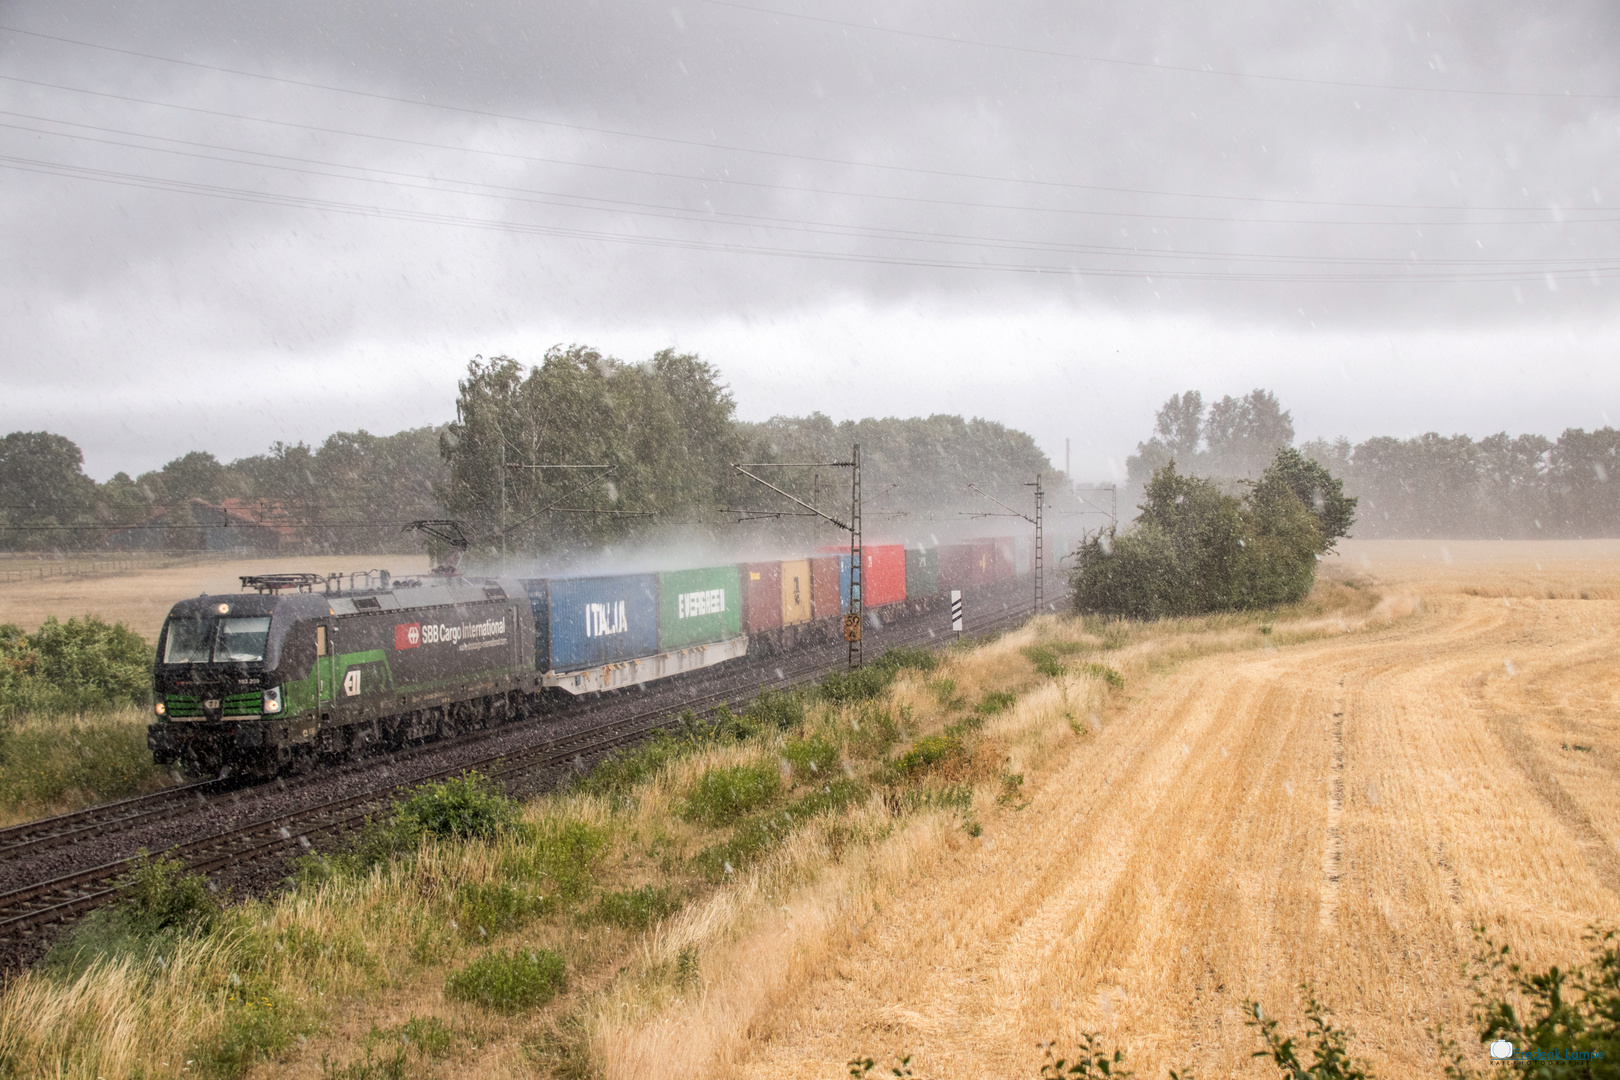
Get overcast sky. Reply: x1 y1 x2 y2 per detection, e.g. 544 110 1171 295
1 0 1616 482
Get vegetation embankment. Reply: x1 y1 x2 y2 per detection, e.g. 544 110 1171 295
0 576 1409 1080
0 614 169 824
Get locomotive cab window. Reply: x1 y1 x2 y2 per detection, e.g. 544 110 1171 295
161 616 272 663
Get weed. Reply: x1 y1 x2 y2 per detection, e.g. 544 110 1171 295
998 770 1026 806
1023 644 1064 678
929 677 966 710
681 761 782 826
199 984 309 1078
887 783 973 817
1039 1035 1137 1078
455 880 545 940
746 687 807 731
783 735 840 782
1247 986 1372 1079
367 1015 454 1057
818 665 894 704
446 947 567 1012
396 773 522 842
692 780 866 880
321 1046 407 1080
894 735 967 777
1079 663 1125 690
1437 924 1620 1078
872 646 938 676
676 945 701 987
498 817 610 904
523 1011 595 1079
847 703 900 759
44 851 221 978
975 690 1017 716
575 730 686 797
587 885 683 930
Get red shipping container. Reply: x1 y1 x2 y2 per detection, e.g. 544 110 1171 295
861 544 907 607
810 554 847 619
739 562 782 632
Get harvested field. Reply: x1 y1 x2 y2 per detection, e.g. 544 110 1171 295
0 555 432 640
629 540 1620 1078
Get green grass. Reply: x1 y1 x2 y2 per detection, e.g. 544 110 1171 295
783 735 840 782
680 761 783 826
692 779 867 880
975 690 1017 716
585 885 684 931
497 818 610 905
893 734 967 778
446 948 567 1013
1079 663 1125 690
0 710 169 816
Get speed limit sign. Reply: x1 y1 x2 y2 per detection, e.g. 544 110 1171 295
843 613 862 642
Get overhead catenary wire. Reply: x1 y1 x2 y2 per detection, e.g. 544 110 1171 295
698 0 1620 101
1 92 1608 226
5 107 1609 229
3 152 1612 283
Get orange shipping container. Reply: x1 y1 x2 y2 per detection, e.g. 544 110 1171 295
780 559 811 625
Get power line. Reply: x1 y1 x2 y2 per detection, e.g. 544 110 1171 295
2 97 1608 226
1 61 1612 213
5 153 1616 283
699 0 1620 101
8 116 1616 261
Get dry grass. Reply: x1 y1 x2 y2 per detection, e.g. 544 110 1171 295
713 541 1620 1079
12 542 1614 1079
0 555 433 641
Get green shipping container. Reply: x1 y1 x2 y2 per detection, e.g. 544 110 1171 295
905 547 939 599
658 565 743 649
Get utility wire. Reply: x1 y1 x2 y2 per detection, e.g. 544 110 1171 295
4 153 1614 282
0 56 1610 212
6 117 1616 264
699 0 1620 101
1 94 1607 223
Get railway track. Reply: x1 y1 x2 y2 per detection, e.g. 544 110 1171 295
0 585 1054 949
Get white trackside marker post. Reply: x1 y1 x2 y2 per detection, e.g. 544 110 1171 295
951 590 963 639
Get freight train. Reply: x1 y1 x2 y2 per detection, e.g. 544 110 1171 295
146 539 1037 777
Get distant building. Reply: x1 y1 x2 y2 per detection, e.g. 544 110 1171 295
106 498 296 552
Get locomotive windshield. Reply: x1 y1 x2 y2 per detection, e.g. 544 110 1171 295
162 616 272 663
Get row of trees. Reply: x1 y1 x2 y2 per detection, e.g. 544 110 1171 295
1128 390 1620 539
440 348 1064 561
0 428 447 553
2 347 1065 557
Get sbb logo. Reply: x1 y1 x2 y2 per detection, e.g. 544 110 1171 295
395 623 421 650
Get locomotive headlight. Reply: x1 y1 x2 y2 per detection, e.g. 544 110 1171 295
154 700 167 717
262 686 283 714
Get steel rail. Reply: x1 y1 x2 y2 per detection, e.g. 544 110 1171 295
0 583 1054 941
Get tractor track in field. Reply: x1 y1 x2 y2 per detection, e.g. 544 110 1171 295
0 580 1051 973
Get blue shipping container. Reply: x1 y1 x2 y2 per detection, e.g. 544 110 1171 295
523 574 660 671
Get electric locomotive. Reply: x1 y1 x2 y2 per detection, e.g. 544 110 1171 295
148 572 538 776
